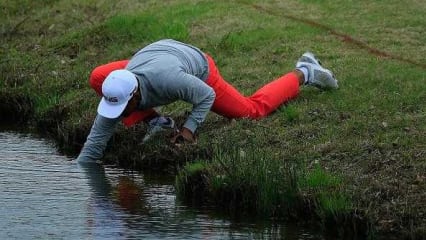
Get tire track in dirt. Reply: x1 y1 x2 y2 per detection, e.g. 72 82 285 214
251 4 426 69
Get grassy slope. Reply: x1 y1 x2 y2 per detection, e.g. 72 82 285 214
1 0 425 238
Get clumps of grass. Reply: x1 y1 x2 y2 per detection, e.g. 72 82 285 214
298 165 351 217
175 146 368 237
279 104 300 122
298 166 371 238
176 146 350 216
175 161 209 205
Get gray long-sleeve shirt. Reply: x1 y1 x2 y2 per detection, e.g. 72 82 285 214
77 39 215 162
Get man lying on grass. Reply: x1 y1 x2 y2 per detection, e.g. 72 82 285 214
76 39 338 163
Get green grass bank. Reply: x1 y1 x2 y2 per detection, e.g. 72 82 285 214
1 0 425 239
175 145 368 238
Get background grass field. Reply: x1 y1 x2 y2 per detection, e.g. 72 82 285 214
1 0 425 238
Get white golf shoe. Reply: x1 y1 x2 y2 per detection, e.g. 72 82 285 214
296 52 338 89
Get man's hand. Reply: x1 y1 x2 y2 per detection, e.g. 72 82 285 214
170 127 196 144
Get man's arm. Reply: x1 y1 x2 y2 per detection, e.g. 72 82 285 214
76 114 119 162
169 71 216 133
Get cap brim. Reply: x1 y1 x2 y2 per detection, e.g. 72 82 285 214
97 98 128 119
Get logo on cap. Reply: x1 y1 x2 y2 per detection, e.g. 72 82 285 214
105 96 119 103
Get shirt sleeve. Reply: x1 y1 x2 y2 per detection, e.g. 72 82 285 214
76 114 119 163
165 70 216 133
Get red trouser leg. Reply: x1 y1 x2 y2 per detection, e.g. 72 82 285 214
89 60 157 126
205 54 300 119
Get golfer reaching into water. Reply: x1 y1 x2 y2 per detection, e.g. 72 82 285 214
76 39 338 162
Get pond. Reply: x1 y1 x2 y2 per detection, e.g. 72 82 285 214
0 131 322 239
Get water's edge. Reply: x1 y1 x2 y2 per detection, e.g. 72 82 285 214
0 131 323 239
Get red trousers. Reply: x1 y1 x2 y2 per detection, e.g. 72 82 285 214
89 55 299 127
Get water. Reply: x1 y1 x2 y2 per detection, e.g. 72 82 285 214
0 131 322 239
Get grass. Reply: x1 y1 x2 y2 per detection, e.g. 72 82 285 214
1 0 425 238
175 146 355 235
299 166 351 216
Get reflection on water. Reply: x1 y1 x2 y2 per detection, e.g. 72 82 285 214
0 131 322 239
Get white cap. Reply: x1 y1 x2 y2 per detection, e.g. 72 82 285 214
97 70 138 119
